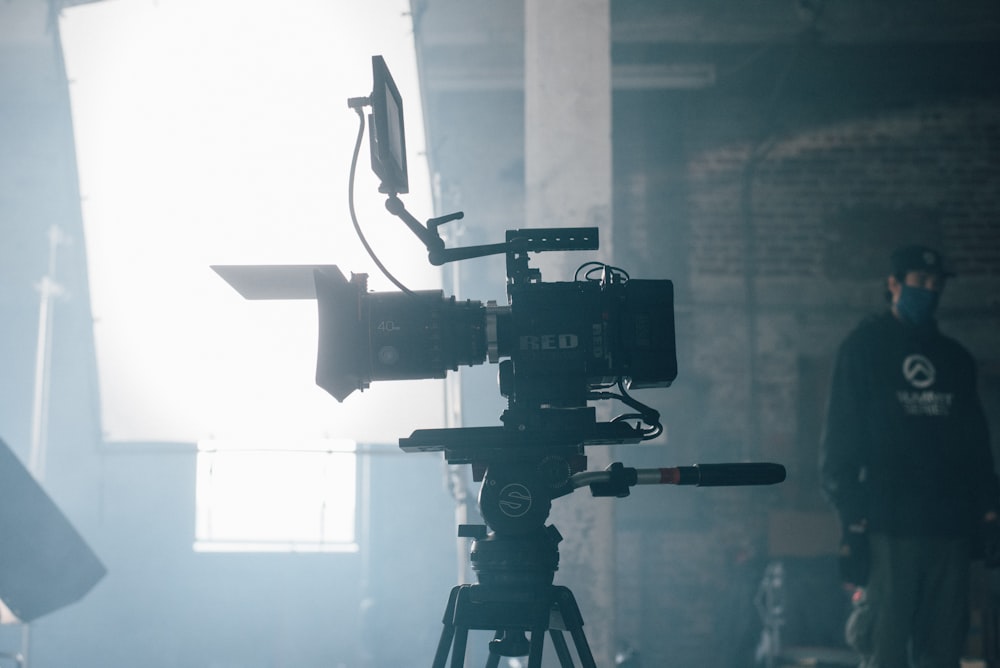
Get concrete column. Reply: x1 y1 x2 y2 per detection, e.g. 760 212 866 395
525 1 615 665
525 0 613 271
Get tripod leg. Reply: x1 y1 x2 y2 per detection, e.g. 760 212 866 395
552 587 596 668
527 627 546 668
433 587 461 668
432 624 456 668
484 642 502 668
568 628 596 668
450 626 470 668
483 631 505 668
549 630 576 667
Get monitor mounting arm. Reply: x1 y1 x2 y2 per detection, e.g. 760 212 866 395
383 195 599 282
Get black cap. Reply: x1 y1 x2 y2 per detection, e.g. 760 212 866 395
890 244 955 278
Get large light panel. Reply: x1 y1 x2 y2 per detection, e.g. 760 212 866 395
59 0 445 445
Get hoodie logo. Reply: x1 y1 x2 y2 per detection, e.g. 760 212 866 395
902 354 935 389
897 354 952 416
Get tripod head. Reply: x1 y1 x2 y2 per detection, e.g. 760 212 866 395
454 452 785 594
470 456 786 537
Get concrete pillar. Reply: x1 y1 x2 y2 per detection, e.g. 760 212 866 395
525 0 613 271
524 1 615 665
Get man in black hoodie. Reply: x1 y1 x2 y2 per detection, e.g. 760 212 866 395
820 244 999 668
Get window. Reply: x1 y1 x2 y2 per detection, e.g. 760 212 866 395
194 438 357 553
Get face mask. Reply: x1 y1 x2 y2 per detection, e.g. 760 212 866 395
895 284 939 326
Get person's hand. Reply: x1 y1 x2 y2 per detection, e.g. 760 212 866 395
839 521 870 586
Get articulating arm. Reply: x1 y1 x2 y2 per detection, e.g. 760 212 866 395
383 195 598 270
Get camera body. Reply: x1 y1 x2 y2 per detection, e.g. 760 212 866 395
500 276 676 411
314 258 677 419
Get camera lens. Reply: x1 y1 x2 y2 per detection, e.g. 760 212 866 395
315 266 486 401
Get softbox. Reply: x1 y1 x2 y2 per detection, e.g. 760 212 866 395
0 438 106 622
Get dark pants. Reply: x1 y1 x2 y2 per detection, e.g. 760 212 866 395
857 532 970 668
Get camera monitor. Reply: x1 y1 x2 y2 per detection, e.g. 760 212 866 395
369 55 408 195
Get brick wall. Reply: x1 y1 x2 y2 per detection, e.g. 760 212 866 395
687 97 1000 281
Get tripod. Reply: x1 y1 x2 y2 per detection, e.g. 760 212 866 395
432 524 596 668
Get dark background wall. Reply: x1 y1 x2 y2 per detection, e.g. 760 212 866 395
606 46 1000 666
2 0 999 666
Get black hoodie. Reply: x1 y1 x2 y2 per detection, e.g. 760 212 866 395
820 311 998 537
